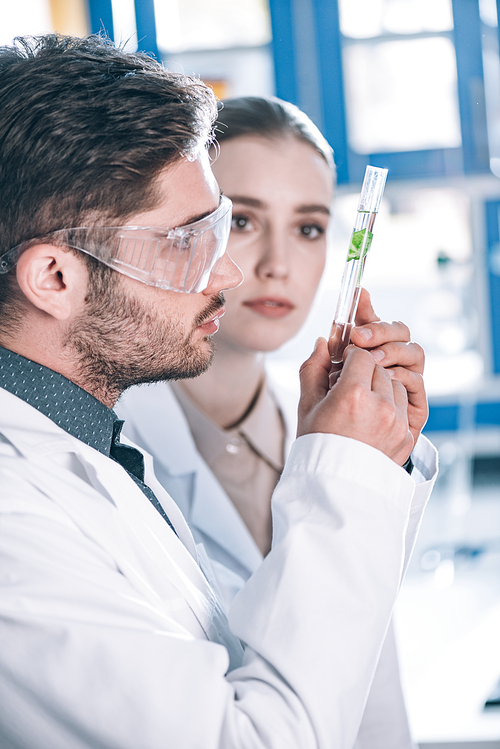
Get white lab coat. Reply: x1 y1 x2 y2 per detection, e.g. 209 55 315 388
0 385 434 749
118 379 438 749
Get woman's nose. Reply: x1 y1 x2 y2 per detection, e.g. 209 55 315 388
255 229 289 280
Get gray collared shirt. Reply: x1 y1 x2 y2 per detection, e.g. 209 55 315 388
0 346 116 453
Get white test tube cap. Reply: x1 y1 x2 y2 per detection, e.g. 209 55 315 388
358 166 388 214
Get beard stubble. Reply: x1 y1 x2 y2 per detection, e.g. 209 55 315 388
63 263 223 400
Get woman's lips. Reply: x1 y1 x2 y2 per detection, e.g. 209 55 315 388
243 297 295 319
197 306 225 335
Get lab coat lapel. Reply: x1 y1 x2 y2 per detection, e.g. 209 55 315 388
1 390 219 641
120 383 263 576
76 438 244 666
189 458 263 575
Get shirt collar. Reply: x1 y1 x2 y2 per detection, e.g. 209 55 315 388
172 378 285 472
0 346 116 456
238 380 284 471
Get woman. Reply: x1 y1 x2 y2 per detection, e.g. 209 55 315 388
117 96 437 749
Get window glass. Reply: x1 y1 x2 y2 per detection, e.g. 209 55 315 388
480 1 500 172
343 36 462 153
479 0 498 28
333 187 479 396
111 0 138 52
269 186 480 399
339 0 454 39
0 1 53 46
155 0 271 53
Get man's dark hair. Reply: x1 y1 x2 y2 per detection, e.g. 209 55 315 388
214 95 336 176
0 33 218 324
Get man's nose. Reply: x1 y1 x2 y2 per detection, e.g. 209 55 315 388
203 252 244 294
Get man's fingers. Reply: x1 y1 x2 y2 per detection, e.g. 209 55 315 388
391 376 410 418
389 367 427 409
354 288 380 327
351 319 411 350
298 342 416 464
389 366 429 438
336 345 378 394
298 338 331 430
370 357 398 402
390 377 414 462
366 341 425 374
329 288 379 342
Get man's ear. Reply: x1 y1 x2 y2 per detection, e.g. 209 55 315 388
15 244 88 321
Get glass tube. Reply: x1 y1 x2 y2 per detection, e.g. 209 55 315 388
328 165 388 384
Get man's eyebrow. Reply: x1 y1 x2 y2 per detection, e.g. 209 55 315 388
177 192 224 226
230 195 331 217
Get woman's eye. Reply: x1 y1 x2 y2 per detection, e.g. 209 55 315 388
300 223 324 240
231 214 254 232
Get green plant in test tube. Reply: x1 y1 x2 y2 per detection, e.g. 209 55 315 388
328 166 388 385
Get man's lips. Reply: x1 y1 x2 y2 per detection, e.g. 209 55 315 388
197 306 226 334
243 297 295 319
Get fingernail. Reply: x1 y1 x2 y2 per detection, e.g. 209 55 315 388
313 337 321 352
371 349 385 363
357 328 373 341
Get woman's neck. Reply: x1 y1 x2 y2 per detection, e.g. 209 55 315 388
178 343 266 429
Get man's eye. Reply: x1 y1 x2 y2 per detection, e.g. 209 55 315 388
300 223 324 240
231 214 254 232
173 233 193 252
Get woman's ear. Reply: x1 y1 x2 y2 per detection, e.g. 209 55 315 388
15 244 87 320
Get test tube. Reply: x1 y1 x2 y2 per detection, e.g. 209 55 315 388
328 165 388 385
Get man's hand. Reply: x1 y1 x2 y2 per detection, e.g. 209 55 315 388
349 288 428 453
298 339 413 466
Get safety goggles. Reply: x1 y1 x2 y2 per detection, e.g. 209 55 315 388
0 195 233 294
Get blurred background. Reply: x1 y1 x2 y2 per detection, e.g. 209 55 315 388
2 1 500 746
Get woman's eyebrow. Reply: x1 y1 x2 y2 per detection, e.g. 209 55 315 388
228 195 265 209
228 196 330 217
296 204 331 216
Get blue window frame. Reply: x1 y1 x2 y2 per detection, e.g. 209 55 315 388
485 199 500 376
88 0 491 184
88 0 159 59
269 0 491 184
88 0 114 40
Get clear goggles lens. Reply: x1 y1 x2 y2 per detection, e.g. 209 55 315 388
0 195 232 294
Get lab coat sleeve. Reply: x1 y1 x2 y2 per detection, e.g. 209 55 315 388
350 433 438 749
225 433 417 749
0 433 417 749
